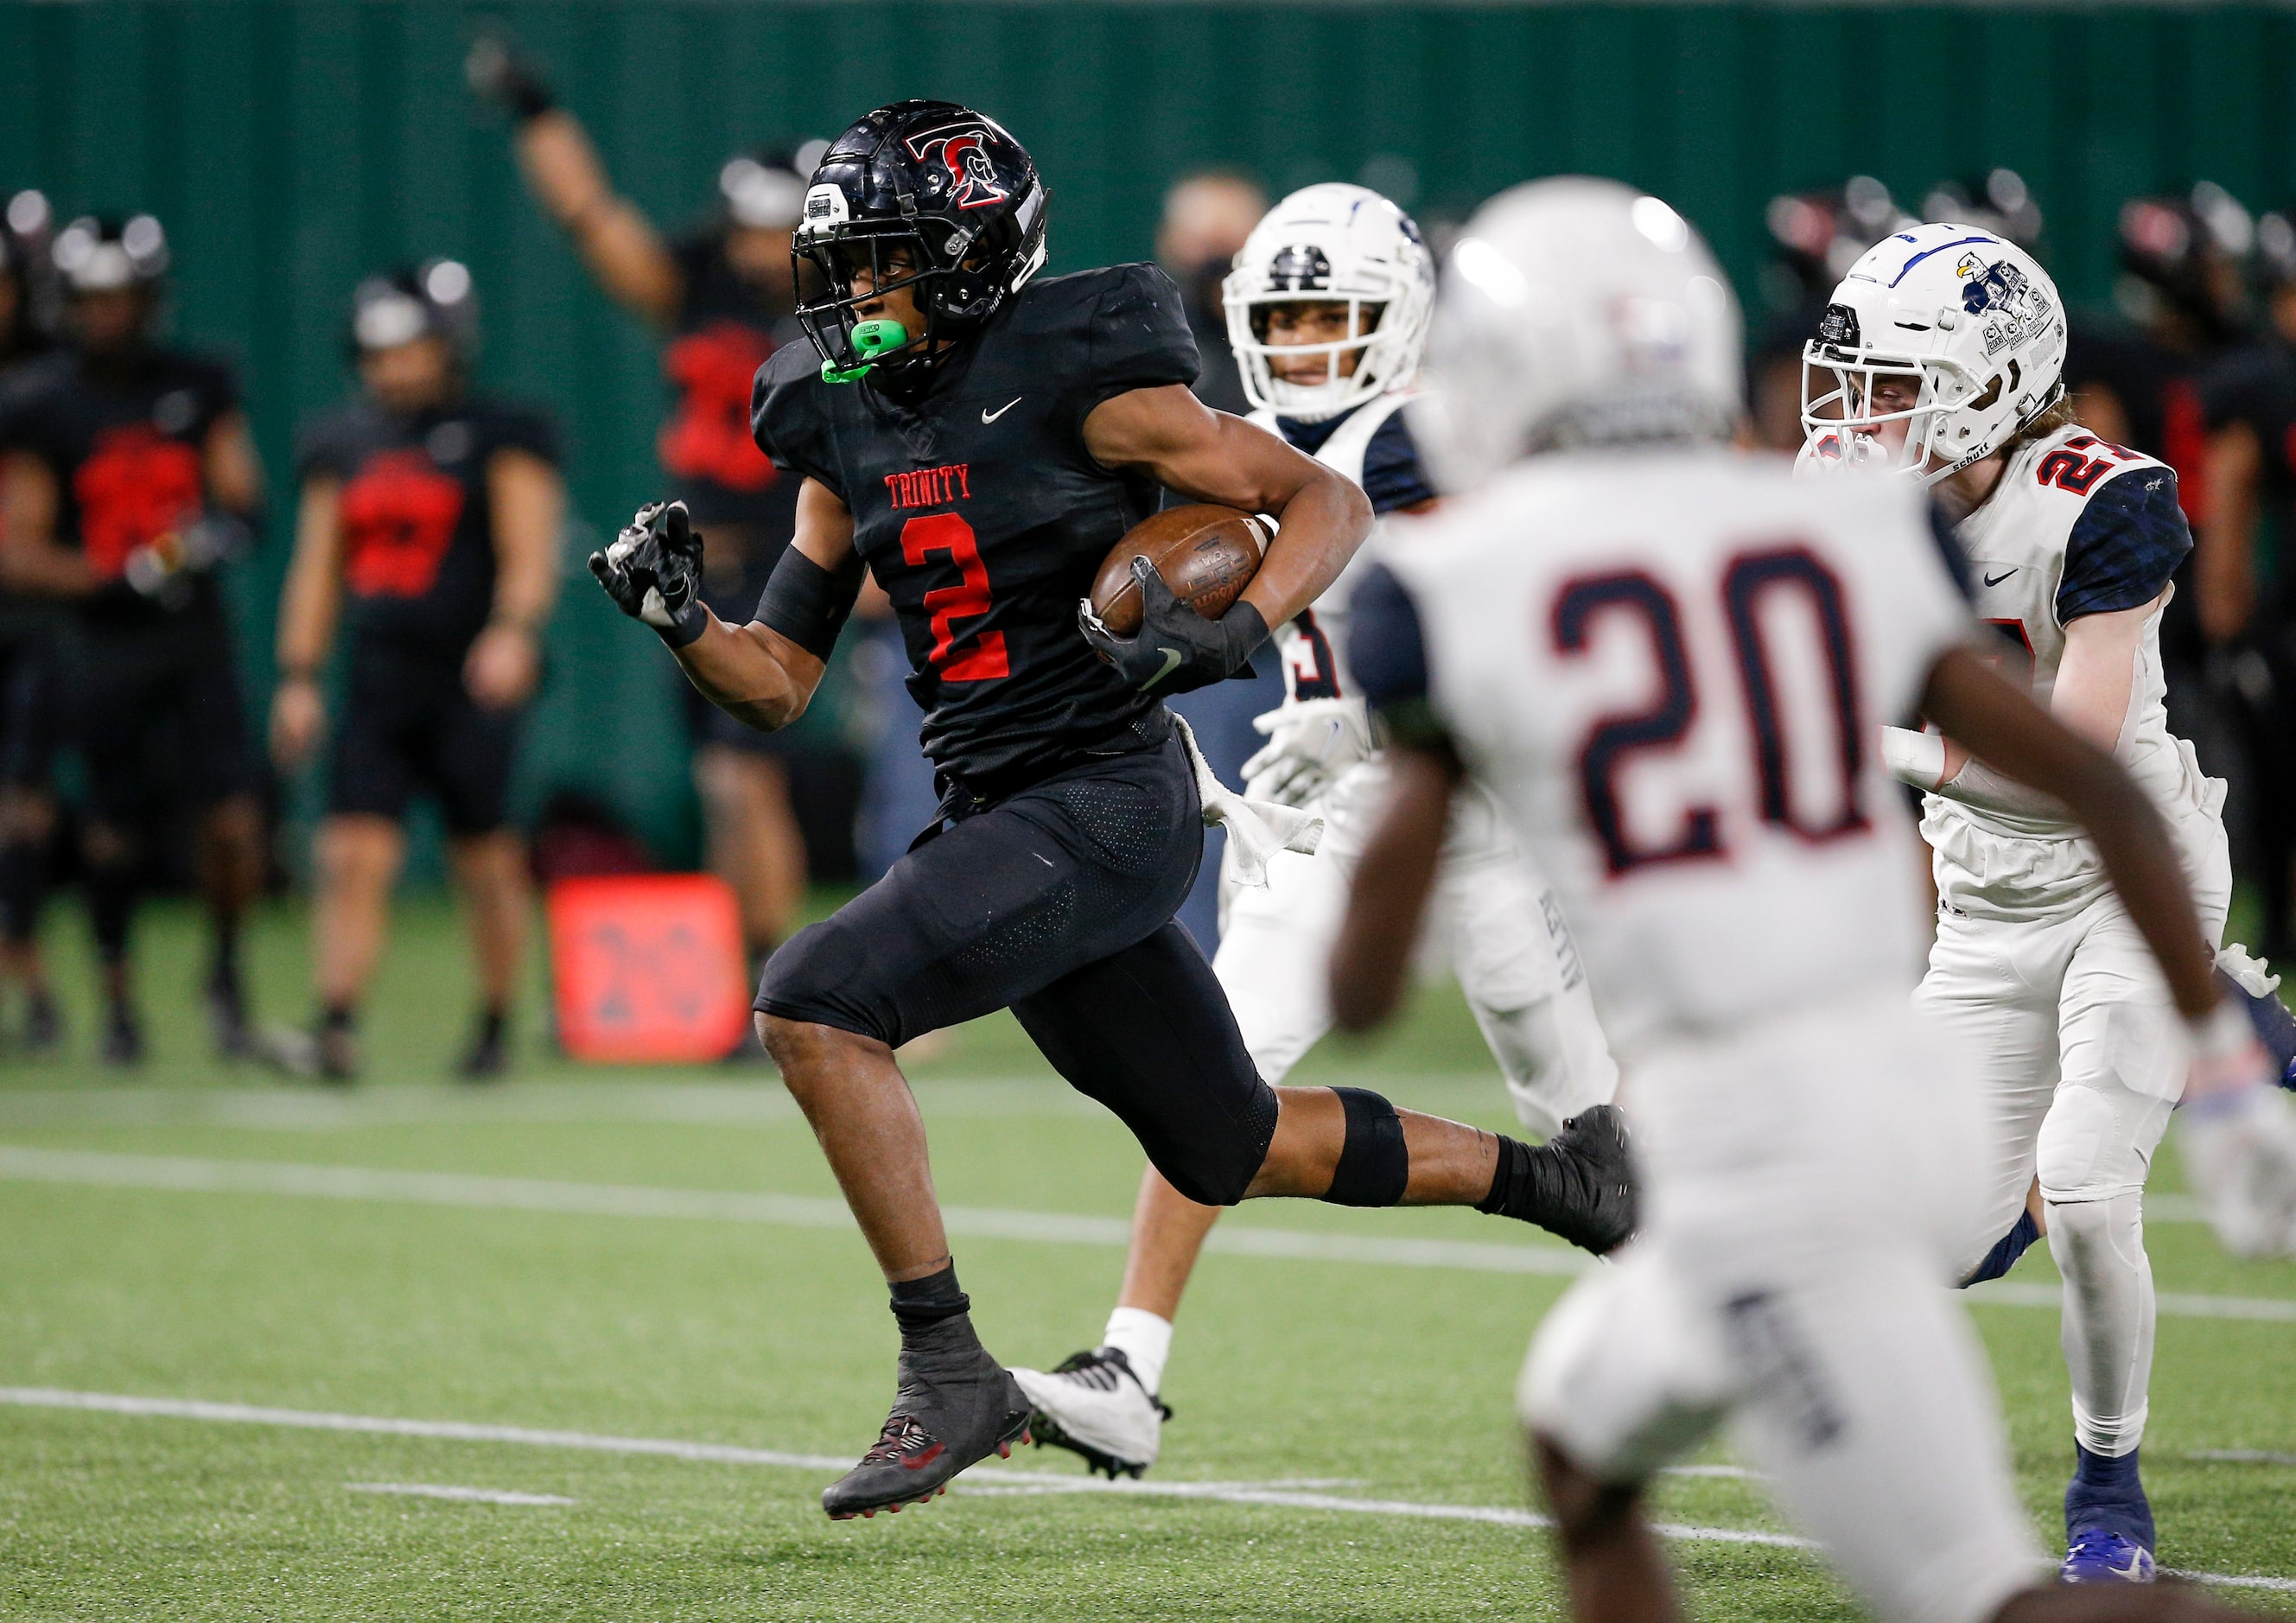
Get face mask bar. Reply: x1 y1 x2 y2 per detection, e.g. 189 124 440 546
792 226 946 381
1225 290 1394 418
1797 342 1988 483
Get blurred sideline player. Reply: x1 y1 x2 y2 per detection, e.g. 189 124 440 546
588 101 1631 1521
2191 213 2296 964
0 190 63 1049
1332 175 2288 1623
269 265 562 1081
1012 183 1622 1478
0 215 266 1064
1805 223 2296 1579
469 37 818 971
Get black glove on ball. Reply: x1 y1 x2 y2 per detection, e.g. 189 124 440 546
590 500 709 647
1078 557 1269 696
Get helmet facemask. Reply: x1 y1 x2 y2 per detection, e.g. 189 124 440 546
1227 289 1409 421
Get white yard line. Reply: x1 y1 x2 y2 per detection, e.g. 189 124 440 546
3 1385 2289 1591
2 1145 2281 1308
346 1481 574 1506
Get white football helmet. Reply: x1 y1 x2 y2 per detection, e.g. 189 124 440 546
1797 223 2066 483
1223 183 1434 422
1409 178 1741 494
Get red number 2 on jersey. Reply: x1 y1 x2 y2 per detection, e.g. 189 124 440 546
900 513 1009 681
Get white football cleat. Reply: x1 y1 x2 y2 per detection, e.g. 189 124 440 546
1008 1346 1169 1479
2179 1084 2296 1258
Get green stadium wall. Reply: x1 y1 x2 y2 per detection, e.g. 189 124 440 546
2 0 2291 864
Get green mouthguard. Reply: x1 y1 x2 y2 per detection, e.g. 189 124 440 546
821 319 911 383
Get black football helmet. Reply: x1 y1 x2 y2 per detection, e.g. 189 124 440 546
349 259 479 359
792 99 1048 383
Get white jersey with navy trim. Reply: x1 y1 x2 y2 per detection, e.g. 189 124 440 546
1250 391 1412 703
1928 422 2221 920
1365 445 1971 1057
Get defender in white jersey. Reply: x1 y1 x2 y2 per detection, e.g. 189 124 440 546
1803 222 2296 1582
1331 179 2281 1623
1012 183 1626 1478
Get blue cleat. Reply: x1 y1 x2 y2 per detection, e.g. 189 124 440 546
2061 1531 2157 1584
2061 1445 2155 1583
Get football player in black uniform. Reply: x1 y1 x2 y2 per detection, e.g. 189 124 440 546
0 191 65 1051
0 215 266 1065
468 36 819 974
270 264 563 1080
2191 212 2296 963
590 100 1634 1521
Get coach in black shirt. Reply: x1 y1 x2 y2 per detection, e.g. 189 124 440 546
270 264 562 1080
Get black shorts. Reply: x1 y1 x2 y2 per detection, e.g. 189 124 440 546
756 736 1280 1206
328 644 521 836
77 605 260 824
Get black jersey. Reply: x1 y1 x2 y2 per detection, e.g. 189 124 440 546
0 346 239 627
662 233 804 530
2200 338 2296 622
753 263 1199 791
296 393 559 661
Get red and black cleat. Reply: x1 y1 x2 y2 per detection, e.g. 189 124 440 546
823 1320 1033 1520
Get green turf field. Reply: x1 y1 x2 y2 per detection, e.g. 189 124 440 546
0 894 2292 1621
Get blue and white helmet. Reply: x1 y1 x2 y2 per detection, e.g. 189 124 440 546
1223 183 1434 423
1799 223 2066 483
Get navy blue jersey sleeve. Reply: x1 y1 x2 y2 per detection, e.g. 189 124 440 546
750 344 844 499
1079 263 1199 415
1349 562 1448 748
2057 463 2191 624
1359 411 1439 515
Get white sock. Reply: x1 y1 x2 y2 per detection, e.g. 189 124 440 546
1102 1307 1173 1397
2048 1191 2155 1455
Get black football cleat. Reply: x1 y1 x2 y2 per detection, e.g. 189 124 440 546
100 1002 145 1068
455 1011 509 1084
207 965 254 1061
1542 1104 1638 1255
822 1316 1032 1521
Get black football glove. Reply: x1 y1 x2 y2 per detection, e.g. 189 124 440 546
465 35 557 124
590 500 709 647
1078 556 1269 696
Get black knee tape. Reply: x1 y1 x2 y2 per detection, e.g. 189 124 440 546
1325 1086 1409 1207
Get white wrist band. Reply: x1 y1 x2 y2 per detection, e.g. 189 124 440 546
1879 726 1947 791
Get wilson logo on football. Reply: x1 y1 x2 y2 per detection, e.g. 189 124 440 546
904 127 1007 210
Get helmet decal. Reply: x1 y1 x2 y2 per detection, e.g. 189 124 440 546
1268 244 1333 292
903 125 1009 210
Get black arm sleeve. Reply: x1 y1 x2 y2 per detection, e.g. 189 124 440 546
755 543 866 659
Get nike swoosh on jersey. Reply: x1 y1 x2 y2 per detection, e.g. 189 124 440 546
1982 568 2018 587
1142 647 1184 690
982 398 1023 424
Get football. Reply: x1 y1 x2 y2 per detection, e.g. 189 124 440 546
1086 504 1269 639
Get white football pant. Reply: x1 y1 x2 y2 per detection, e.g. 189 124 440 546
1522 989 2040 1623
1916 824 2230 1459
1217 755 1618 1134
